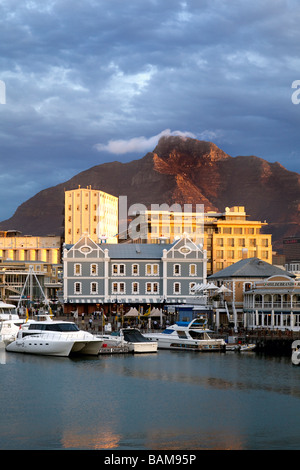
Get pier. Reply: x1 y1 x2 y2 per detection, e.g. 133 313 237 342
247 330 300 354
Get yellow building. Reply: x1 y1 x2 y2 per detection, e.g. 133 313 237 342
64 186 118 244
204 206 272 275
0 231 61 264
124 206 272 275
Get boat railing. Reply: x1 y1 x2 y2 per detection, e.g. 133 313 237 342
22 331 89 342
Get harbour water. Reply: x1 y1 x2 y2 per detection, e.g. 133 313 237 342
0 346 299 450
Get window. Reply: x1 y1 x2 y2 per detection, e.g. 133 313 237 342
173 282 181 294
111 282 126 294
112 282 118 293
132 282 139 294
189 264 197 276
119 282 125 293
112 264 126 276
90 282 98 294
132 264 139 276
146 264 159 276
74 282 82 294
90 264 98 276
74 264 81 276
189 282 196 294
146 282 159 294
173 264 181 276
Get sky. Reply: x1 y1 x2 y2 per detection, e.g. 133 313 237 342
0 0 300 221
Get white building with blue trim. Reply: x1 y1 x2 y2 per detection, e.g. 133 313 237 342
62 234 207 316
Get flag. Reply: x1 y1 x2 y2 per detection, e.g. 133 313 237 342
144 306 151 317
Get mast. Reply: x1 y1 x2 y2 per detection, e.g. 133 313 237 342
17 265 48 310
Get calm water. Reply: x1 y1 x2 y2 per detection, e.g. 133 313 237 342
0 346 300 450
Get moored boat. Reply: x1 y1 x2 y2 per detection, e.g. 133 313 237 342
143 317 226 351
0 300 27 345
98 327 157 353
292 340 300 365
6 314 103 357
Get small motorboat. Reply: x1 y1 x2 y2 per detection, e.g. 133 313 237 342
225 343 256 352
98 328 157 353
225 335 256 352
6 315 103 357
291 340 300 365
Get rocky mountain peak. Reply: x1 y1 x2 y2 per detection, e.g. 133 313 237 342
0 136 299 251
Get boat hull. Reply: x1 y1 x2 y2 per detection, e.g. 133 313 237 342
6 337 75 356
6 337 103 357
146 336 225 351
127 342 158 353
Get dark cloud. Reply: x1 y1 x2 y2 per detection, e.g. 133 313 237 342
0 0 300 220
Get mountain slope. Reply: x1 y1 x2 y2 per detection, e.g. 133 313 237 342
1 136 299 250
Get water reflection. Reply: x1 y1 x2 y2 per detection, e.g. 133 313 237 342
62 429 121 449
1 349 300 449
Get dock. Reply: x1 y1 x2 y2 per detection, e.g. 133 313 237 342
98 345 130 355
245 331 300 355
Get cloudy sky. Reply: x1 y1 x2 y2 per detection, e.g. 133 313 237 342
0 0 300 221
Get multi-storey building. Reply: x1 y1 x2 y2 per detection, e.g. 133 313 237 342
120 206 272 275
0 259 62 303
63 234 207 315
0 231 61 264
243 273 300 331
64 186 118 245
204 206 272 275
208 257 294 330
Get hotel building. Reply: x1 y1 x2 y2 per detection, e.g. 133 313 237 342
122 206 272 275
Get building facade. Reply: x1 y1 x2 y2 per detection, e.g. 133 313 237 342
208 257 293 330
63 235 207 314
0 260 62 303
64 186 118 245
0 231 61 264
120 206 272 275
243 274 300 331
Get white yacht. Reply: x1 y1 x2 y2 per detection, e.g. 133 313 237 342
98 328 158 353
0 300 19 321
0 300 27 345
6 315 103 357
144 317 226 351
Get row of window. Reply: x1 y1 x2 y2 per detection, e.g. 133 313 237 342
213 250 269 259
74 281 197 295
215 238 269 247
73 263 198 276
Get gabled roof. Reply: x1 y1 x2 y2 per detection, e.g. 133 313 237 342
105 243 173 259
209 257 295 279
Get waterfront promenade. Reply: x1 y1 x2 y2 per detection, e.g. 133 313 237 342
48 311 300 355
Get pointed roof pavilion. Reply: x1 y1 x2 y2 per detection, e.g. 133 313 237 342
209 257 295 280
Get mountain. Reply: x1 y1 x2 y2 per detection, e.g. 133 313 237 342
0 136 300 250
